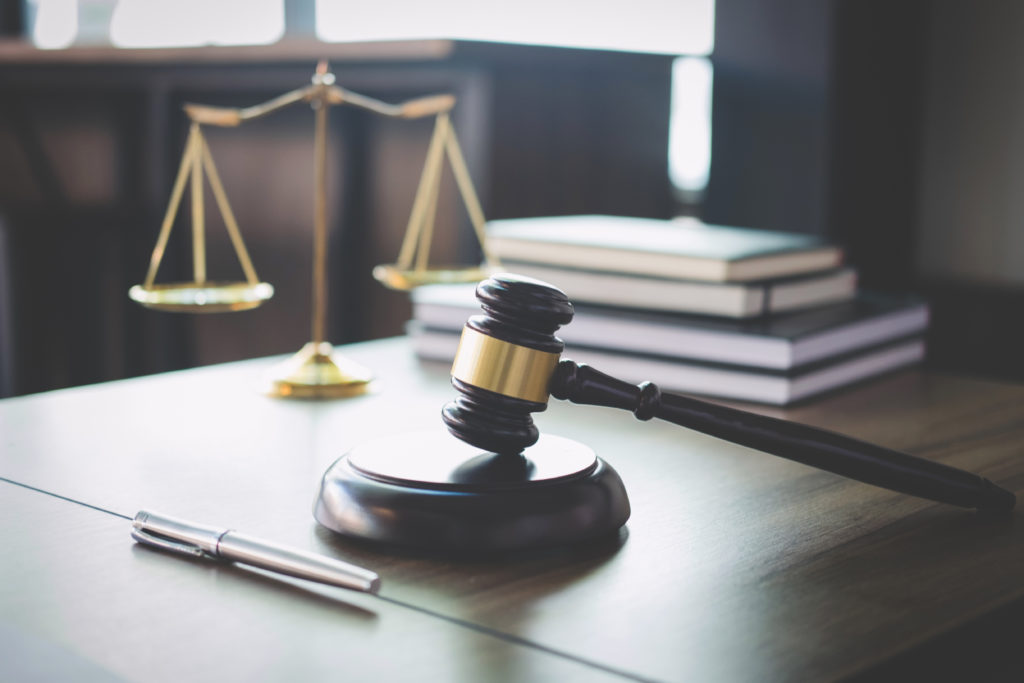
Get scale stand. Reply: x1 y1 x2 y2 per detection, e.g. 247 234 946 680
264 67 372 398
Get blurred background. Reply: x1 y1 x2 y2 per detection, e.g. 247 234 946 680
0 0 1021 397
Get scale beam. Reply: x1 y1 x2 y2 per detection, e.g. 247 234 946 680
184 85 316 127
183 85 455 127
325 88 456 119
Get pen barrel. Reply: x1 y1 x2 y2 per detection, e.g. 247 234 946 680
216 532 380 594
551 361 1016 512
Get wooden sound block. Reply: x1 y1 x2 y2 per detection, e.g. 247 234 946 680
314 432 630 553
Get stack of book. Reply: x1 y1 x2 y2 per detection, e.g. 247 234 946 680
408 215 928 405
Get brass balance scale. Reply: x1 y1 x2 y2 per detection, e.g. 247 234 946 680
129 62 500 398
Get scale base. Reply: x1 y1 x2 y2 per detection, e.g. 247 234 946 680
267 342 372 399
314 431 630 553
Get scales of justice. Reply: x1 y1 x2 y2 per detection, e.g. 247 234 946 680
129 61 500 398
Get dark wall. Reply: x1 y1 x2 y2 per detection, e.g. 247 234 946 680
485 49 673 221
0 0 22 37
706 0 930 274
703 0 834 235
826 0 1024 381
827 0 930 291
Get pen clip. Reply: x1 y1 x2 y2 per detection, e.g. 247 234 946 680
130 526 209 559
130 510 226 559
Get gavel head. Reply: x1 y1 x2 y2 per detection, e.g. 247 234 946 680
442 274 573 455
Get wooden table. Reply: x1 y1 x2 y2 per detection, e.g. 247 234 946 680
2 337 1023 682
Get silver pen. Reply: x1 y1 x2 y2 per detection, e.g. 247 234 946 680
130 510 380 594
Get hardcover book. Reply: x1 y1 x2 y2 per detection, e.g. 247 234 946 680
411 284 929 371
487 215 844 282
497 261 857 318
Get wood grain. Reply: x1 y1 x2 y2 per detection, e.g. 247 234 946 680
0 482 627 683
2 338 1024 681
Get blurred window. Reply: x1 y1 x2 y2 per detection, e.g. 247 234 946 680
109 0 284 48
315 0 714 55
670 56 713 197
27 0 77 48
26 0 285 48
26 0 714 197
318 0 716 196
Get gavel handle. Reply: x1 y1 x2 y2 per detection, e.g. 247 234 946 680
549 361 1015 512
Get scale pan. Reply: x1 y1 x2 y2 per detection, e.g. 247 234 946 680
128 281 274 313
372 264 491 291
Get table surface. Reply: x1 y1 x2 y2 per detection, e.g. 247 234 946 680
2 337 1024 682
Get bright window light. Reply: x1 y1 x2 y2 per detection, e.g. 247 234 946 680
110 0 284 48
29 0 79 49
669 57 713 194
315 0 715 55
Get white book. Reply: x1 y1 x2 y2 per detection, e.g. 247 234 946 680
487 215 844 282
499 261 857 318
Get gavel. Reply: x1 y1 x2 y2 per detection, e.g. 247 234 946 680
443 273 1015 513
